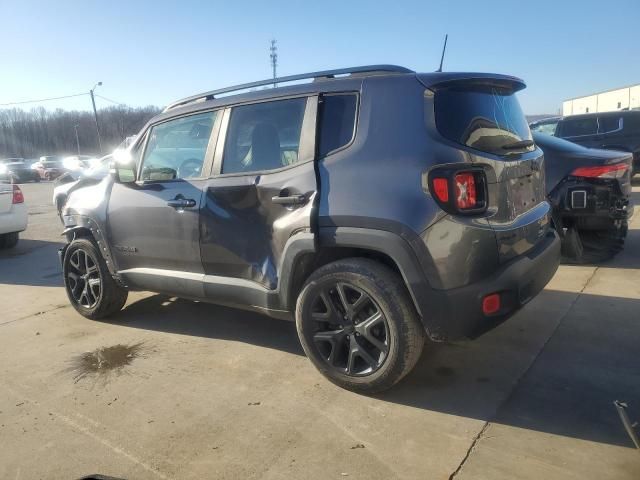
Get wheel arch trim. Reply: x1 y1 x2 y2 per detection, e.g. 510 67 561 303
62 216 118 277
313 226 445 339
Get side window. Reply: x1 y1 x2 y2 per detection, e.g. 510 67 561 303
559 117 598 137
140 111 216 181
319 94 357 156
222 98 306 174
599 116 623 134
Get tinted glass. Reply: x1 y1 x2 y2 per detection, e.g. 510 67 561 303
319 94 357 156
435 86 532 155
140 111 216 181
559 117 598 137
599 116 622 133
223 98 306 174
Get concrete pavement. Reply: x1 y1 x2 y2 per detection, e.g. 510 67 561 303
1 182 638 479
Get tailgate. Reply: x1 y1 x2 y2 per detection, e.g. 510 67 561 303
431 80 551 263
486 155 551 262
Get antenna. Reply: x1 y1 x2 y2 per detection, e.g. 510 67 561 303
437 34 448 72
269 39 278 87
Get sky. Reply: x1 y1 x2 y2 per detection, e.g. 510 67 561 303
1 0 639 115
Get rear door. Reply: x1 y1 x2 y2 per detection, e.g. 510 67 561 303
200 96 317 290
107 110 220 295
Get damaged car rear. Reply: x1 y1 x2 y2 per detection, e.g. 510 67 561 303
534 132 633 263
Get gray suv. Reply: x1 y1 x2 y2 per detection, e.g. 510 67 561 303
59 65 560 392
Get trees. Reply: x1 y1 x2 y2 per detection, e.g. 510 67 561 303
0 105 161 158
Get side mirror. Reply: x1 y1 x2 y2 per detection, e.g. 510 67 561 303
110 149 137 183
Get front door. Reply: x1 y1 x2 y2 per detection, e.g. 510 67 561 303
200 97 317 291
107 110 219 294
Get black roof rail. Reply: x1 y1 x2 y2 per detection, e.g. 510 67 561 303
164 65 413 111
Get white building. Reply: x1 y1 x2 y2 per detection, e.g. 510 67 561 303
563 84 640 116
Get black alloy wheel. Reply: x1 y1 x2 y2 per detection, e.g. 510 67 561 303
296 258 425 393
66 248 102 308
310 282 390 376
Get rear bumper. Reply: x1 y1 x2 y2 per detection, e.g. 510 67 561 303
0 203 28 234
428 230 560 340
549 178 632 229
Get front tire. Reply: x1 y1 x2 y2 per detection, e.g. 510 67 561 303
296 258 425 393
63 238 128 319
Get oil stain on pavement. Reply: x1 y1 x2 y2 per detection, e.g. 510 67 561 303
68 342 147 383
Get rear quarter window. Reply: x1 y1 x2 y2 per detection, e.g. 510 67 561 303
318 93 357 156
434 86 532 156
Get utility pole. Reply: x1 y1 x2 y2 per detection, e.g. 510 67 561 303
270 39 278 87
90 82 103 154
74 124 80 155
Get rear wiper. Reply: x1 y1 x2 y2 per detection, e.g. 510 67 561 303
502 139 535 150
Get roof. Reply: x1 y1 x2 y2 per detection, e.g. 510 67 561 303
163 65 527 114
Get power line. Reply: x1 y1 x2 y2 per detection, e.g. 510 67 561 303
95 94 126 106
0 92 88 107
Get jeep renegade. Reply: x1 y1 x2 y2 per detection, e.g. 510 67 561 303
60 65 560 392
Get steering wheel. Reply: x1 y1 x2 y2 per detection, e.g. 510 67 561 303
177 158 203 179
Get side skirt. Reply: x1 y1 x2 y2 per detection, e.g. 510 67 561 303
118 268 292 321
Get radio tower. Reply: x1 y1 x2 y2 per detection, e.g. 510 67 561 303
270 39 278 87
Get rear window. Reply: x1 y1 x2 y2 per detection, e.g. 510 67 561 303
318 94 357 156
559 117 598 137
434 86 532 156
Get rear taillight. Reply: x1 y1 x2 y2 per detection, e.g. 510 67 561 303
454 172 477 210
12 185 24 204
571 163 628 179
432 178 449 203
429 169 486 214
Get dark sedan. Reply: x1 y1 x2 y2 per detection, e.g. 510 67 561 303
31 156 66 180
535 132 633 263
0 158 41 183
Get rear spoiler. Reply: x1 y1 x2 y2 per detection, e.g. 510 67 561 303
416 72 526 93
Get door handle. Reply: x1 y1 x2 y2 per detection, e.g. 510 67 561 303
271 194 306 206
167 197 197 209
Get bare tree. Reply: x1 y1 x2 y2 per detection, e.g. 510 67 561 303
0 105 161 158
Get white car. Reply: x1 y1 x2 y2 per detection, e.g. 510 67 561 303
0 183 27 249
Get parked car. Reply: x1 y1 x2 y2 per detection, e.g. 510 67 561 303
534 132 633 263
0 158 41 183
0 183 27 249
31 155 66 180
529 116 561 136
62 155 99 172
53 155 112 213
552 111 640 176
59 65 560 392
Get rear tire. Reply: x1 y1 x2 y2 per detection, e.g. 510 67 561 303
561 222 627 264
0 232 19 249
63 238 128 319
296 258 425 393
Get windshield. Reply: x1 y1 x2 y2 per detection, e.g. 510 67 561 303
435 85 532 156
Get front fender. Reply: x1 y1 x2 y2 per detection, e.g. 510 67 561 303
61 218 118 277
